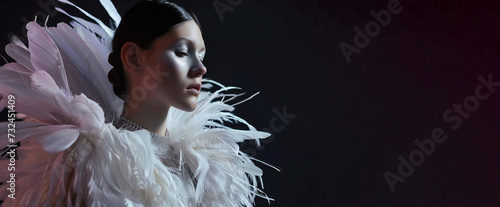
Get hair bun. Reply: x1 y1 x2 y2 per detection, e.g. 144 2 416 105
108 67 126 99
108 53 117 67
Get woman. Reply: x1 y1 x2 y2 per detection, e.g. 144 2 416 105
109 0 207 136
0 0 274 206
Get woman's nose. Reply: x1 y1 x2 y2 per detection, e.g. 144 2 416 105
190 61 207 78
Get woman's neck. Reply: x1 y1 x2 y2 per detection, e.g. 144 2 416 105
122 98 170 136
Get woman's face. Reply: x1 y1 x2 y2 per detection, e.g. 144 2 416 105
134 20 207 112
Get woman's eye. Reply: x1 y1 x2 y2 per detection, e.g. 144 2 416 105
175 51 188 57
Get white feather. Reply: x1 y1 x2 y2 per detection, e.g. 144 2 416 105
99 0 121 26
31 70 61 95
0 64 70 124
41 128 79 153
44 22 119 122
26 22 69 93
9 35 28 50
57 0 114 37
5 43 34 72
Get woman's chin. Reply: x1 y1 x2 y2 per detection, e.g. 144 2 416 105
184 106 197 112
175 102 197 112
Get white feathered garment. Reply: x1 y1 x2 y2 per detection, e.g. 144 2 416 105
0 1 274 206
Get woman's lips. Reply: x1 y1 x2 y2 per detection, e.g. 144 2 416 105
187 83 202 92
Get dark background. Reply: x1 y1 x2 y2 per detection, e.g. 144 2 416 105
1 0 500 206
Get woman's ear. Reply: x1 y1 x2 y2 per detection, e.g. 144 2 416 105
121 42 143 77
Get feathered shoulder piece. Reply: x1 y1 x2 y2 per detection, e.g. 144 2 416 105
0 1 276 206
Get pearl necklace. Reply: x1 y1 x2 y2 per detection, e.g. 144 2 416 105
116 115 170 140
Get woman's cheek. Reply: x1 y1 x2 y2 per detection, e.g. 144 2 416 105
173 60 191 75
162 53 185 70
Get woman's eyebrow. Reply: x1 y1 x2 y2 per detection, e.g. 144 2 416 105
176 37 206 52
